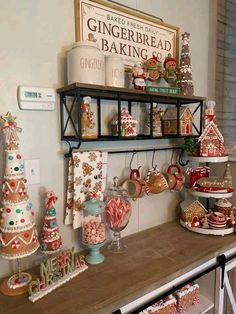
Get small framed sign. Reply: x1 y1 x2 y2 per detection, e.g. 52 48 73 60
75 0 179 68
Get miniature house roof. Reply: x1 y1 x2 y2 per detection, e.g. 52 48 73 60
180 195 206 213
162 107 193 121
199 121 224 143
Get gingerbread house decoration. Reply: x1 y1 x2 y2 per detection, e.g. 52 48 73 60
199 121 226 157
112 107 137 137
180 196 206 227
162 106 193 135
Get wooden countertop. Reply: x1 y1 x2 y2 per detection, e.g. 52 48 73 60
1 220 236 314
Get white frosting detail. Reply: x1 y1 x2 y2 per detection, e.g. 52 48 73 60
1 243 39 260
42 226 58 232
41 248 61 255
42 234 60 243
0 222 35 233
176 283 199 298
0 227 38 247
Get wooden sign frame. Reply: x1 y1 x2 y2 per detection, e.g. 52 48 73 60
74 0 179 67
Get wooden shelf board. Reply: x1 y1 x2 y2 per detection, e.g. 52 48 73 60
57 82 206 102
3 222 236 313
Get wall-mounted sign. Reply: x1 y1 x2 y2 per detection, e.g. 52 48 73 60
75 0 179 68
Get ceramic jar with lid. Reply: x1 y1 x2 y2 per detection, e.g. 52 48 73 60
67 40 105 85
111 107 138 137
105 55 124 88
81 192 106 264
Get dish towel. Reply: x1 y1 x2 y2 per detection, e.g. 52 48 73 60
65 151 108 229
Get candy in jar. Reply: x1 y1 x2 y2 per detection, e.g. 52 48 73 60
81 192 106 264
105 177 132 253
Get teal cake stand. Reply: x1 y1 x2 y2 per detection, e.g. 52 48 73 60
84 242 105 264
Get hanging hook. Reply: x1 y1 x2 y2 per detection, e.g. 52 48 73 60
152 149 156 168
64 141 82 158
129 150 137 170
65 141 73 158
178 149 189 167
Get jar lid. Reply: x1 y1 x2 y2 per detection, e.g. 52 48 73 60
106 176 128 197
82 192 105 214
72 40 100 50
105 54 123 61
82 198 105 215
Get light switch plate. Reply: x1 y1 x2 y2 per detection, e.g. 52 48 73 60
24 159 40 185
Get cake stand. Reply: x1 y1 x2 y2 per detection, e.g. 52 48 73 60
180 219 234 236
181 155 234 236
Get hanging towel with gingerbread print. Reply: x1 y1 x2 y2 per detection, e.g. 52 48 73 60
65 151 107 229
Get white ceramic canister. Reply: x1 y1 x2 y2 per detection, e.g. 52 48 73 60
67 40 105 85
105 55 124 88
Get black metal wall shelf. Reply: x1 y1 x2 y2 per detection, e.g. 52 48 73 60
57 82 205 144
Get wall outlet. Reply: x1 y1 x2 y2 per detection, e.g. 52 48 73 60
24 159 40 185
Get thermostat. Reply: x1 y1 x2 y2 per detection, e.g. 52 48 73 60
17 86 55 111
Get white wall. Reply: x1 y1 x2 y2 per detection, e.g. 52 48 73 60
0 0 214 278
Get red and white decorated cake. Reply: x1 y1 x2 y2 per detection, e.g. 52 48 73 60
139 294 177 314
174 282 199 313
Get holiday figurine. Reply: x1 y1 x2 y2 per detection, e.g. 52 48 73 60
0 112 39 295
164 53 177 87
40 191 62 255
132 61 148 90
145 105 164 137
145 52 161 86
177 32 194 96
81 96 97 139
157 67 169 88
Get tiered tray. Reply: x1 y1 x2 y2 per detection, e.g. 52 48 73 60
188 155 229 163
180 219 234 236
189 189 233 199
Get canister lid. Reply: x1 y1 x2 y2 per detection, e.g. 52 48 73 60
105 54 123 61
72 40 100 50
81 192 105 215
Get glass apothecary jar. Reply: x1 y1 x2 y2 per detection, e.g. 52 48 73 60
105 177 132 253
81 192 106 264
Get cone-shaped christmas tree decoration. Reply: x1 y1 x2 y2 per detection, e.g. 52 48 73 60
224 163 233 187
40 191 62 254
0 112 39 295
177 32 194 96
